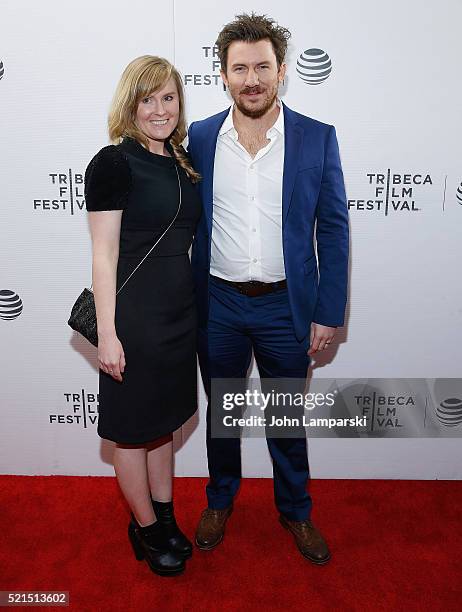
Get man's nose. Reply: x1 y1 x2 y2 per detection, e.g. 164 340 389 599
245 68 259 87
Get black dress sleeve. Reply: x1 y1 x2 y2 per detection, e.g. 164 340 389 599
84 145 131 211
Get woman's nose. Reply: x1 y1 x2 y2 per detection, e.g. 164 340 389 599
151 101 166 116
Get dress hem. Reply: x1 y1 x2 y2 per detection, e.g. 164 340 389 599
97 406 198 445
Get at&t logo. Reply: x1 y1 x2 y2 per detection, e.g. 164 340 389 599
456 181 462 205
296 48 332 84
0 290 23 320
435 398 462 428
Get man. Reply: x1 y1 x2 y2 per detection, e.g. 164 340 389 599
188 13 349 564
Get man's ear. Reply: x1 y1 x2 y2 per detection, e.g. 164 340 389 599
278 62 287 84
220 69 228 90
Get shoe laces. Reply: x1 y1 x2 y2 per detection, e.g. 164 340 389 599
294 519 314 534
202 507 227 522
202 508 219 519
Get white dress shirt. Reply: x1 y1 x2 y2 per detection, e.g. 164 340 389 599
210 100 285 282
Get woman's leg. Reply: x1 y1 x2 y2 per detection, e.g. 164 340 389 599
147 433 174 502
146 433 193 558
113 444 155 527
117 438 186 574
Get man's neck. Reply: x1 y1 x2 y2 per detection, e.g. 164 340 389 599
232 99 280 134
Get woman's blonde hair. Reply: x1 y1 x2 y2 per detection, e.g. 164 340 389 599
108 55 200 183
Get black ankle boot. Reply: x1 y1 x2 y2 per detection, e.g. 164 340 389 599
151 499 193 559
128 514 185 576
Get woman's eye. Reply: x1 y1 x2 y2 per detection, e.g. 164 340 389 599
164 95 173 101
142 97 152 104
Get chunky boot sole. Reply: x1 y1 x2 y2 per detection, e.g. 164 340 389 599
129 519 192 560
150 499 193 560
128 524 185 576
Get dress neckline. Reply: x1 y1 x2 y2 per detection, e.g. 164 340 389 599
120 136 176 167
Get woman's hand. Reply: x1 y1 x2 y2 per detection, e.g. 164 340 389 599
97 333 126 382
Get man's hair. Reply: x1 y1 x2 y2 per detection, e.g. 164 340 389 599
216 12 291 73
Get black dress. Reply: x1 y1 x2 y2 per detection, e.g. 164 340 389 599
84 137 202 444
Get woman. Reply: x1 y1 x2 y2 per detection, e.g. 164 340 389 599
85 56 201 576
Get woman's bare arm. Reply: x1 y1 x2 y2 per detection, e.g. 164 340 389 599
89 210 126 381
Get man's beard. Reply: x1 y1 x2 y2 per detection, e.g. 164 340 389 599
232 84 278 119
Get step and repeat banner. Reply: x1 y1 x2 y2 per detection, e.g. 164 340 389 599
1 0 461 478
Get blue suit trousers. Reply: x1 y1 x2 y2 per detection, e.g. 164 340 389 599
197 276 313 521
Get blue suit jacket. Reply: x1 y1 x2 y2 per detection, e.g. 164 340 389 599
188 102 349 342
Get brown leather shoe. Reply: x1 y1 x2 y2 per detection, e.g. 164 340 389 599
279 515 331 564
195 506 233 550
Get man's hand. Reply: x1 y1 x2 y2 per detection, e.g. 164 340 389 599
308 323 336 356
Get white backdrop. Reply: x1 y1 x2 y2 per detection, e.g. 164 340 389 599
1 0 461 478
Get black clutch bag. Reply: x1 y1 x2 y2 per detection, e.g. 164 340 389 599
68 165 182 347
68 287 98 346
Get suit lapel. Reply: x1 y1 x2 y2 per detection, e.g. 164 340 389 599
201 108 230 236
282 103 303 225
201 104 302 232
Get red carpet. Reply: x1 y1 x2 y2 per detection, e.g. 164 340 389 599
1 476 461 611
